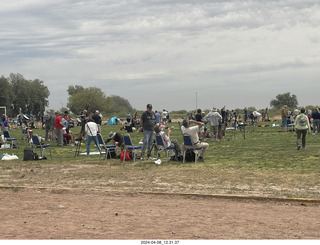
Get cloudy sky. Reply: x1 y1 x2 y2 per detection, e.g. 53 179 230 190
1 0 320 112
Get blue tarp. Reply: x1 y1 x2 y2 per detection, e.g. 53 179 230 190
106 116 117 125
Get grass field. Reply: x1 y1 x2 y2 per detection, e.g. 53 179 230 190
1 121 319 199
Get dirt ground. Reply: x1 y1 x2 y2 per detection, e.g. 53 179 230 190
0 188 319 240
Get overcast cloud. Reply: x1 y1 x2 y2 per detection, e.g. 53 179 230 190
1 0 320 111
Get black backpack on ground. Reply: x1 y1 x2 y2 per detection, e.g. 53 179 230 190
23 148 34 161
184 150 196 162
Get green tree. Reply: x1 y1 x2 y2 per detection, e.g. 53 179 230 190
67 87 113 115
8 73 49 118
67 85 85 95
248 106 257 112
0 76 14 117
270 92 298 109
107 95 134 115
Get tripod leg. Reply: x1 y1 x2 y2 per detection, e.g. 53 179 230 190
74 138 81 158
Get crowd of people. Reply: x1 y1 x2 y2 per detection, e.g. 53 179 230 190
281 105 320 150
2 102 319 160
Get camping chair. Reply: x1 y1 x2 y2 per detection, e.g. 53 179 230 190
97 134 117 160
31 135 52 159
155 135 176 163
3 130 18 148
123 134 142 162
183 135 202 163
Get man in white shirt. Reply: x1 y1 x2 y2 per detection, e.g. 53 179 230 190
181 119 209 162
204 108 222 141
85 119 101 155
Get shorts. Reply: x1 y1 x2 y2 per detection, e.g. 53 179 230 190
210 125 218 134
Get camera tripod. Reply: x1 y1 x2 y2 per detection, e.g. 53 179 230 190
143 139 158 159
74 132 85 158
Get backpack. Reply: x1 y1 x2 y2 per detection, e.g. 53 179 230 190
184 150 196 162
297 115 308 127
23 148 34 161
120 150 132 161
106 149 118 159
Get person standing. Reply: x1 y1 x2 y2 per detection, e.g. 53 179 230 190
64 111 70 134
195 109 204 140
140 104 156 160
155 110 161 124
281 105 288 132
80 110 89 136
294 107 311 150
311 108 320 135
244 107 248 123
204 108 222 141
162 109 168 125
54 111 64 147
85 118 101 155
43 110 54 142
92 110 102 132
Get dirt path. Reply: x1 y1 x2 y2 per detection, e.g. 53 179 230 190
0 188 319 240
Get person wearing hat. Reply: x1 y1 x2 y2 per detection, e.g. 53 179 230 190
140 104 156 160
105 131 124 150
204 107 222 141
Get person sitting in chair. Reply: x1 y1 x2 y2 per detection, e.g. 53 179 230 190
105 131 124 150
181 119 209 162
154 123 182 160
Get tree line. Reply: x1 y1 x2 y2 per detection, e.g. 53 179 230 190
0 73 134 119
1 73 307 120
0 73 49 118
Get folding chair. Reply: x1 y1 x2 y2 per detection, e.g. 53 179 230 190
155 135 176 163
123 134 142 162
3 130 18 148
31 135 52 159
183 135 202 163
97 134 117 160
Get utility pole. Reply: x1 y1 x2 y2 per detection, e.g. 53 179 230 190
195 92 198 110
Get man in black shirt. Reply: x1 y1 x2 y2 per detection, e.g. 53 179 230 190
92 110 102 132
140 104 156 160
105 131 124 150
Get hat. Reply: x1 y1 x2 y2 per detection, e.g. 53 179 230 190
146 104 152 108
107 131 116 140
95 110 99 113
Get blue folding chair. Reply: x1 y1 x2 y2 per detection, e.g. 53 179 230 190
3 130 18 148
97 134 117 160
183 135 202 163
32 135 52 159
123 134 142 162
155 135 176 163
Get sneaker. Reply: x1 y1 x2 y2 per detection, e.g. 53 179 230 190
297 145 301 150
148 157 156 160
198 156 204 162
